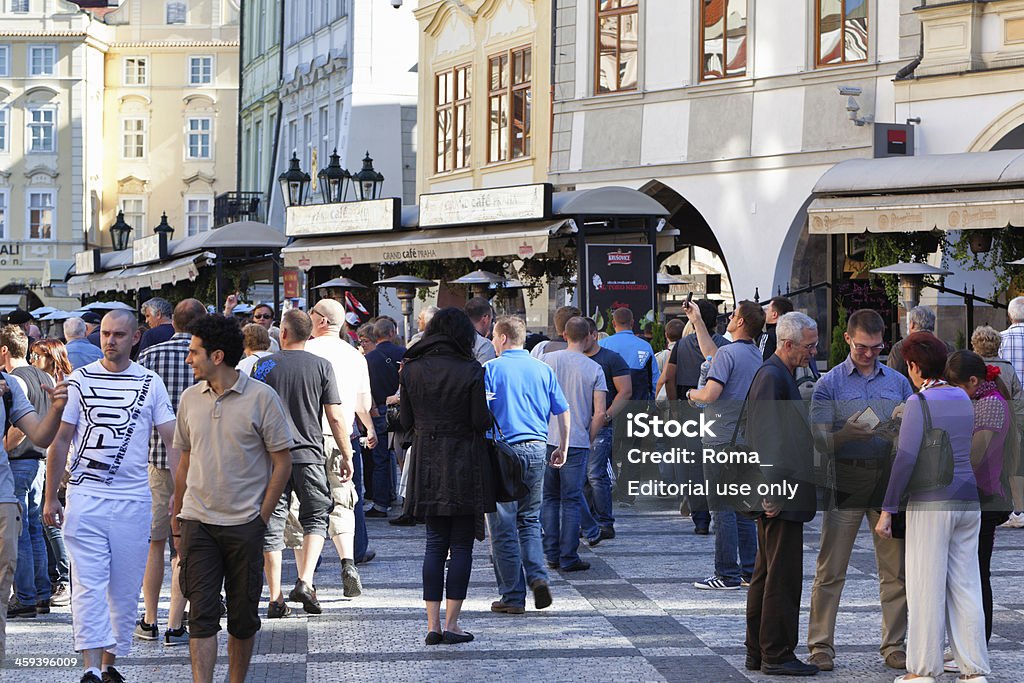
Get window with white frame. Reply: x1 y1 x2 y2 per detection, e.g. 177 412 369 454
27 190 55 240
186 117 211 159
0 46 9 77
0 190 7 241
121 118 146 159
11 0 29 13
123 57 147 85
319 105 329 165
27 107 55 153
166 1 186 24
185 196 211 236
29 45 56 76
0 108 8 153
254 119 264 187
119 197 146 234
188 56 213 85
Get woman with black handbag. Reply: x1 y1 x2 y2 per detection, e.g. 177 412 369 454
875 333 990 683
399 308 494 646
945 351 1015 648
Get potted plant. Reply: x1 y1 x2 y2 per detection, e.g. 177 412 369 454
967 230 993 254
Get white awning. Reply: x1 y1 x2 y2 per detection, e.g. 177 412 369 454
808 150 1024 234
68 252 214 296
282 220 571 271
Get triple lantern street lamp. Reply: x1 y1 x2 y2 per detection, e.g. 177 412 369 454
280 149 384 208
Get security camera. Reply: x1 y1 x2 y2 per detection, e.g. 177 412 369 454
846 97 860 114
391 0 402 7
838 85 862 97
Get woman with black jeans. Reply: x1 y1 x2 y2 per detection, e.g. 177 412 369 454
946 350 1015 643
400 308 494 645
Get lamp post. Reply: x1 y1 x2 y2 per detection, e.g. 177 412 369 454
153 212 174 239
278 153 311 207
312 276 367 304
373 274 438 342
317 149 350 204
449 269 508 299
869 262 952 318
352 151 385 201
110 210 132 251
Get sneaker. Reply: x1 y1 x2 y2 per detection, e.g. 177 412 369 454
693 575 741 590
490 600 525 614
7 598 36 619
133 619 158 640
164 626 189 647
267 600 291 619
599 526 615 540
36 599 50 615
1000 511 1024 528
81 673 103 683
101 666 126 683
50 583 71 607
943 647 959 673
288 579 322 614
342 562 363 598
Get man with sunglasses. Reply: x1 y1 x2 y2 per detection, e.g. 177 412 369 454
224 296 279 352
807 309 913 673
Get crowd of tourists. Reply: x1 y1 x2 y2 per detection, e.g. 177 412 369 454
0 289 1021 683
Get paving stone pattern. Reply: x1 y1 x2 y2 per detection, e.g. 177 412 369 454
5 499 1024 682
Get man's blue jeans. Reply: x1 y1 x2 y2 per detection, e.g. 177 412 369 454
370 414 395 510
542 446 588 569
11 458 49 603
585 426 615 530
352 436 368 560
705 457 757 582
485 441 548 608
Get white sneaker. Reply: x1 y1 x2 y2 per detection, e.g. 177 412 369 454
944 647 959 673
957 677 988 683
1000 512 1024 528
894 676 934 683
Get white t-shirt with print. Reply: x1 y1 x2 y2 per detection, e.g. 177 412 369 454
62 360 175 501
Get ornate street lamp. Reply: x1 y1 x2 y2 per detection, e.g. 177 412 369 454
110 210 133 251
312 276 367 302
153 212 174 240
278 153 311 207
869 262 951 313
352 151 385 201
317 149 350 204
374 274 438 342
449 269 508 299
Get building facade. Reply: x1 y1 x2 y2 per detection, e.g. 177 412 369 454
413 0 553 195
99 0 240 242
0 0 109 307
238 0 281 215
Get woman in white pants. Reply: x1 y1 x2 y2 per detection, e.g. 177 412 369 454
875 332 990 683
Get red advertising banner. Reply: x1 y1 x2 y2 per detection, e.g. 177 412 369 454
283 269 300 299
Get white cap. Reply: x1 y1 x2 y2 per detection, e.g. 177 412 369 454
345 312 360 326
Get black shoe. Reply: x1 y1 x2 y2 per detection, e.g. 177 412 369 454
102 666 126 683
425 631 443 645
342 562 363 598
266 600 291 619
441 630 474 644
81 674 102 683
745 655 761 671
694 525 710 535
545 560 559 570
561 560 591 572
530 579 553 610
599 526 615 540
389 513 417 526
35 599 50 615
760 659 819 676
355 550 376 565
288 579 322 615
585 535 602 548
7 599 36 619
365 508 388 518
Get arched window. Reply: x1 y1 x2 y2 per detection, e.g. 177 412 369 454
816 0 868 66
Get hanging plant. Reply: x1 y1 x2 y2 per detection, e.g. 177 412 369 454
944 226 1024 297
967 230 993 254
862 231 943 304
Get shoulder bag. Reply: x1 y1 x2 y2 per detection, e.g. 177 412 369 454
906 392 955 494
489 419 529 503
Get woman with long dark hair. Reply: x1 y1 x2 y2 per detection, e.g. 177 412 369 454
400 307 494 645
945 350 1015 648
30 338 72 384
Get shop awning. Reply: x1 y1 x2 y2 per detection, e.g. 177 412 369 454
807 150 1024 234
68 252 215 296
282 220 572 271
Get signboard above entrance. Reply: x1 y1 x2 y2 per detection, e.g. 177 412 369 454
419 183 552 228
285 198 400 237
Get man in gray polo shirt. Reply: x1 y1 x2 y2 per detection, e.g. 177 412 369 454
172 315 293 683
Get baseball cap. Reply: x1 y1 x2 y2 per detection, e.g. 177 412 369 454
345 312 360 326
80 311 102 324
3 309 33 325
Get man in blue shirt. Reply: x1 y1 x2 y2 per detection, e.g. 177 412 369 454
599 307 659 400
63 318 103 369
485 316 569 615
807 309 913 673
363 318 405 516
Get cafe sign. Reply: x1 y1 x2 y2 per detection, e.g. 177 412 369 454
419 183 552 228
75 249 101 275
133 233 168 265
286 198 400 237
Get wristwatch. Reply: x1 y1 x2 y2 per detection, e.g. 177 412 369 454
685 389 692 402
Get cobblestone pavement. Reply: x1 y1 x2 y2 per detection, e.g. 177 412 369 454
5 499 1024 682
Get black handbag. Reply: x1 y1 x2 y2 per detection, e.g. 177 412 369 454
906 392 954 494
385 403 402 432
489 421 529 503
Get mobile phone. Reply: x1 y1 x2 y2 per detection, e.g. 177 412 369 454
685 291 693 305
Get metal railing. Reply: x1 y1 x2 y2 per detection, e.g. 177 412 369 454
214 192 264 226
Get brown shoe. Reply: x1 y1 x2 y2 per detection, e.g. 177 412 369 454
490 600 525 614
808 652 834 671
885 650 907 670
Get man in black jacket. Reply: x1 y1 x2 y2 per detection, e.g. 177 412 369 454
744 312 819 677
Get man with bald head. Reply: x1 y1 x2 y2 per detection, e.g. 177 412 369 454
135 298 208 645
43 309 178 683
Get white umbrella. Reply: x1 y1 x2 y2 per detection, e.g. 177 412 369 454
40 311 76 321
80 301 135 311
31 306 58 317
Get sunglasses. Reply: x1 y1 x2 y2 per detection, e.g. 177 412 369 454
253 314 273 320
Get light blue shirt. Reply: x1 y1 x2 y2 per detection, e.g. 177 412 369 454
66 337 103 369
599 330 660 400
484 349 569 444
0 373 35 503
